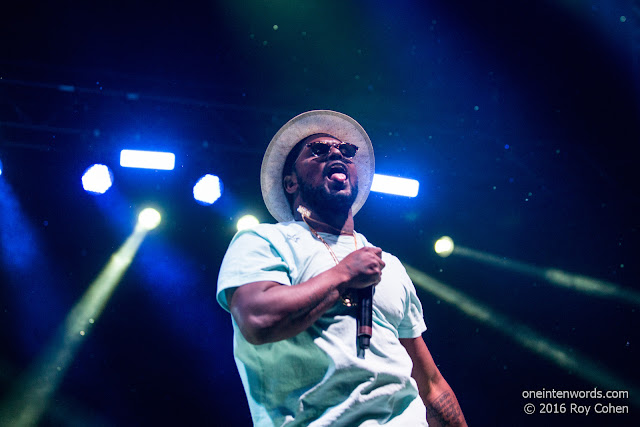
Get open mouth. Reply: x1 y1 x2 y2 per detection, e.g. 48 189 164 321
325 162 349 183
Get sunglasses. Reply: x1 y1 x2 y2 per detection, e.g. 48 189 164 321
306 141 359 159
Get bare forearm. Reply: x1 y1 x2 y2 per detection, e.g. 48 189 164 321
230 267 349 344
258 271 344 341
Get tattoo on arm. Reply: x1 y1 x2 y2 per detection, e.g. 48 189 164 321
426 391 464 425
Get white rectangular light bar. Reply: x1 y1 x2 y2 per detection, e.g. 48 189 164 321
120 149 175 170
370 174 419 197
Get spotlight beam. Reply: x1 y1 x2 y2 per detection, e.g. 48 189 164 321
403 263 640 408
0 226 149 427
451 245 640 307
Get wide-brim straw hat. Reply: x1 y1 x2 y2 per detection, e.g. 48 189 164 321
260 110 375 222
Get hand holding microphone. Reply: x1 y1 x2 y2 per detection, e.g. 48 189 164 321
338 246 384 358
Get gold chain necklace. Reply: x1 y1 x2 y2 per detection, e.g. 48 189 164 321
297 206 358 307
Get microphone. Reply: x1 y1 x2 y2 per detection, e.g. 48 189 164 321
357 286 373 359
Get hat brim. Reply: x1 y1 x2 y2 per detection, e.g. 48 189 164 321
260 110 375 223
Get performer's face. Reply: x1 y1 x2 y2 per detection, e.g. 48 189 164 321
290 134 359 213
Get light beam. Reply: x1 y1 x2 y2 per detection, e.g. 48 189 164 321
440 240 640 307
0 215 155 426
403 263 640 408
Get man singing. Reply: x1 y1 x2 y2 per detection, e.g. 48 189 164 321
217 110 467 426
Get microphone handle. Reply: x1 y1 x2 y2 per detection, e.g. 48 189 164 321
357 286 373 358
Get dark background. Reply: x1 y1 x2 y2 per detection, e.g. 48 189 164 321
1 1 638 426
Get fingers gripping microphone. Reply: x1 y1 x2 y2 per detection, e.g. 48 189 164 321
357 286 373 359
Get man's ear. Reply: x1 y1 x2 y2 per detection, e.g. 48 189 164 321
283 173 298 194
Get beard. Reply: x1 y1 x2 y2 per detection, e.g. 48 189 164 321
298 178 359 218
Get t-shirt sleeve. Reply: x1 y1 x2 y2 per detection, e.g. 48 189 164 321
216 228 291 312
396 261 427 339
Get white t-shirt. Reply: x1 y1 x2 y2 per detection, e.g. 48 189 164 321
217 221 428 426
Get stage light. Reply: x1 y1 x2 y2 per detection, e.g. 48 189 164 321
81 164 113 195
137 208 161 231
434 236 454 257
193 174 222 205
119 149 175 170
237 215 259 231
0 158 3 176
370 174 419 197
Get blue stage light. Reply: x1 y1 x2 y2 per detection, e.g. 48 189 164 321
120 149 175 170
370 174 419 197
0 158 3 176
193 174 223 205
82 164 113 195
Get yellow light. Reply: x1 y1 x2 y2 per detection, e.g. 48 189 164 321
434 236 454 257
237 215 259 231
137 208 161 230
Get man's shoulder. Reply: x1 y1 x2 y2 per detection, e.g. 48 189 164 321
234 221 307 243
247 220 303 234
